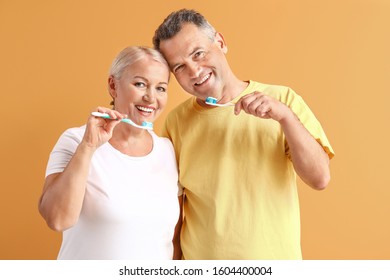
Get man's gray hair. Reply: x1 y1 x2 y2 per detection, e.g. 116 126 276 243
153 9 216 50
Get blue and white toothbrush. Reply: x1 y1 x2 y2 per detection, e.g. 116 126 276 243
91 112 153 130
205 97 235 107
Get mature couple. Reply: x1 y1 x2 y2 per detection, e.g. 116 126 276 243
39 9 334 260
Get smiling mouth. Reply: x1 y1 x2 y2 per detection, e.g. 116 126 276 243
195 73 211 86
136 105 155 113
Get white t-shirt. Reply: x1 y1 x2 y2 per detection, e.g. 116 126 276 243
45 125 180 260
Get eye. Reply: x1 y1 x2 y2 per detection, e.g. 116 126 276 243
156 86 167 93
194 50 205 59
173 65 184 73
134 82 146 88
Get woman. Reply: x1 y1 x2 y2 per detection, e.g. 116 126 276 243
38 46 182 260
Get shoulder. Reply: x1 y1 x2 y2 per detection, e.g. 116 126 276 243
166 97 194 118
166 97 198 127
60 125 86 142
52 125 86 150
149 131 176 156
150 131 174 148
250 80 301 104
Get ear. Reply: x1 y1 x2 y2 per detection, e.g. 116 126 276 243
108 75 117 99
215 32 228 54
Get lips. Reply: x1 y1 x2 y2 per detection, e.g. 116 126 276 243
135 105 155 113
195 73 211 86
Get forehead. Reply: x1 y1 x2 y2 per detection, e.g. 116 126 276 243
159 24 212 64
123 57 169 81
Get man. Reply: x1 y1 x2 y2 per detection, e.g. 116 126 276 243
153 9 334 259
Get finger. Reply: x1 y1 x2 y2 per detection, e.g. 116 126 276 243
245 97 266 116
235 92 266 115
240 94 258 111
244 91 264 100
256 104 271 118
104 118 121 132
247 98 263 114
94 107 124 120
234 99 243 115
235 93 258 115
110 109 126 120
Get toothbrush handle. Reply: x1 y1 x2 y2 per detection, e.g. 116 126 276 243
91 112 127 122
91 112 153 130
91 112 113 119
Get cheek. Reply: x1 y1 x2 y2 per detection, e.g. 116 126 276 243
175 73 190 86
157 95 168 109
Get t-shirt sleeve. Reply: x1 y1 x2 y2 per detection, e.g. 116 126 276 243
177 182 184 196
45 127 83 177
284 87 335 160
159 133 183 197
161 119 169 139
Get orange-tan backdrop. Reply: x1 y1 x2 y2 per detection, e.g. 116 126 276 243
1 0 389 259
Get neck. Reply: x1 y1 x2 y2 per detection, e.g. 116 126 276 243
220 76 249 103
109 125 153 157
197 74 249 106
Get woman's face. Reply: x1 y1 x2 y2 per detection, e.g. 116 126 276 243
109 56 169 126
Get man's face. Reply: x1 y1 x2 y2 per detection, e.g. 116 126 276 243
159 23 228 100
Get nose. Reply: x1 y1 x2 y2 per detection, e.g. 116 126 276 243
187 62 201 78
143 88 156 103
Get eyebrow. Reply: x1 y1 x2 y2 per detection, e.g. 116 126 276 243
133 76 148 81
134 76 168 85
171 47 202 70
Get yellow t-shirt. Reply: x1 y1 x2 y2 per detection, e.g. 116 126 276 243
162 80 334 259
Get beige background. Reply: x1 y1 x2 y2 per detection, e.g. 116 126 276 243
1 0 389 259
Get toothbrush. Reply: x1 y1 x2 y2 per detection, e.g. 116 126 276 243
205 96 235 107
91 112 153 130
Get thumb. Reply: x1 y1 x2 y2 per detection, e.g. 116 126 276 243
105 119 121 133
234 99 243 115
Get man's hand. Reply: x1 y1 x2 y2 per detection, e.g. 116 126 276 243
234 91 292 122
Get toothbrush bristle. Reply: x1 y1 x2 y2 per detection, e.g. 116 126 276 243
205 97 217 104
142 121 153 128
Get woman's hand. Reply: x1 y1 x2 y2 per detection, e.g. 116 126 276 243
82 107 126 149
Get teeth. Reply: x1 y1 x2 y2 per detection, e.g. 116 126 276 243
196 74 210 85
136 106 154 113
